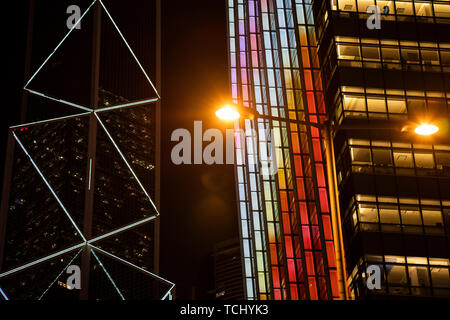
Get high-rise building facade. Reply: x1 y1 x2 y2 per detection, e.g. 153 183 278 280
0 0 174 300
312 0 450 299
227 0 450 300
227 0 344 300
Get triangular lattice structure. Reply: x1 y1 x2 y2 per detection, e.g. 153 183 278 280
0 0 173 300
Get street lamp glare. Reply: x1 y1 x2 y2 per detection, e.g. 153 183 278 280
216 105 240 121
414 124 439 136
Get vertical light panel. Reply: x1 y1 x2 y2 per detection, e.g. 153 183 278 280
292 0 340 299
227 0 341 300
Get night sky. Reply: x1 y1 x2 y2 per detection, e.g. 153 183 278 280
2 0 239 300
160 0 239 299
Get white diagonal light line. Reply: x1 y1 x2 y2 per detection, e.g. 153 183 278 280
12 132 86 242
0 243 85 279
88 215 157 245
90 248 125 300
24 0 98 89
94 98 159 113
94 113 160 216
24 89 93 113
10 111 92 130
89 245 175 288
38 247 84 300
161 284 176 300
0 287 8 300
98 0 160 100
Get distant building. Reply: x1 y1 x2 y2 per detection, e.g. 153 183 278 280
213 238 245 300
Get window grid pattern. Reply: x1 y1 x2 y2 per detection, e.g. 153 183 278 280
245 120 271 300
346 194 450 237
335 86 450 123
264 0 332 300
335 37 450 73
348 254 450 298
228 0 259 300
328 37 450 125
332 37 450 124
331 0 450 20
243 0 274 301
292 0 341 299
260 0 291 300
230 0 285 300
251 0 287 301
228 0 343 300
310 0 450 300
276 1 312 300
339 138 450 179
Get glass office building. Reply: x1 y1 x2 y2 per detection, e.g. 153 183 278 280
227 0 450 299
227 0 343 300
0 0 173 300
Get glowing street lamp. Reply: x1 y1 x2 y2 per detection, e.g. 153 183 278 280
215 105 240 121
216 104 260 122
414 123 439 136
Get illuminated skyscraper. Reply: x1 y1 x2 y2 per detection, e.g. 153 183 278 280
227 0 343 300
0 0 174 300
314 0 450 299
227 0 450 300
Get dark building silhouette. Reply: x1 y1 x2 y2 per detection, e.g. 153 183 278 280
213 238 245 300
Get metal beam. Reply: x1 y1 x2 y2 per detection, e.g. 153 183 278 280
0 243 85 279
80 0 102 300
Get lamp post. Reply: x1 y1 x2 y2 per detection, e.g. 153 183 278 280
216 104 441 300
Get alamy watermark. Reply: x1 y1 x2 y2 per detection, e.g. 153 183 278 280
67 5 81 30
366 5 390 30
170 121 278 176
366 265 381 290
58 264 81 290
